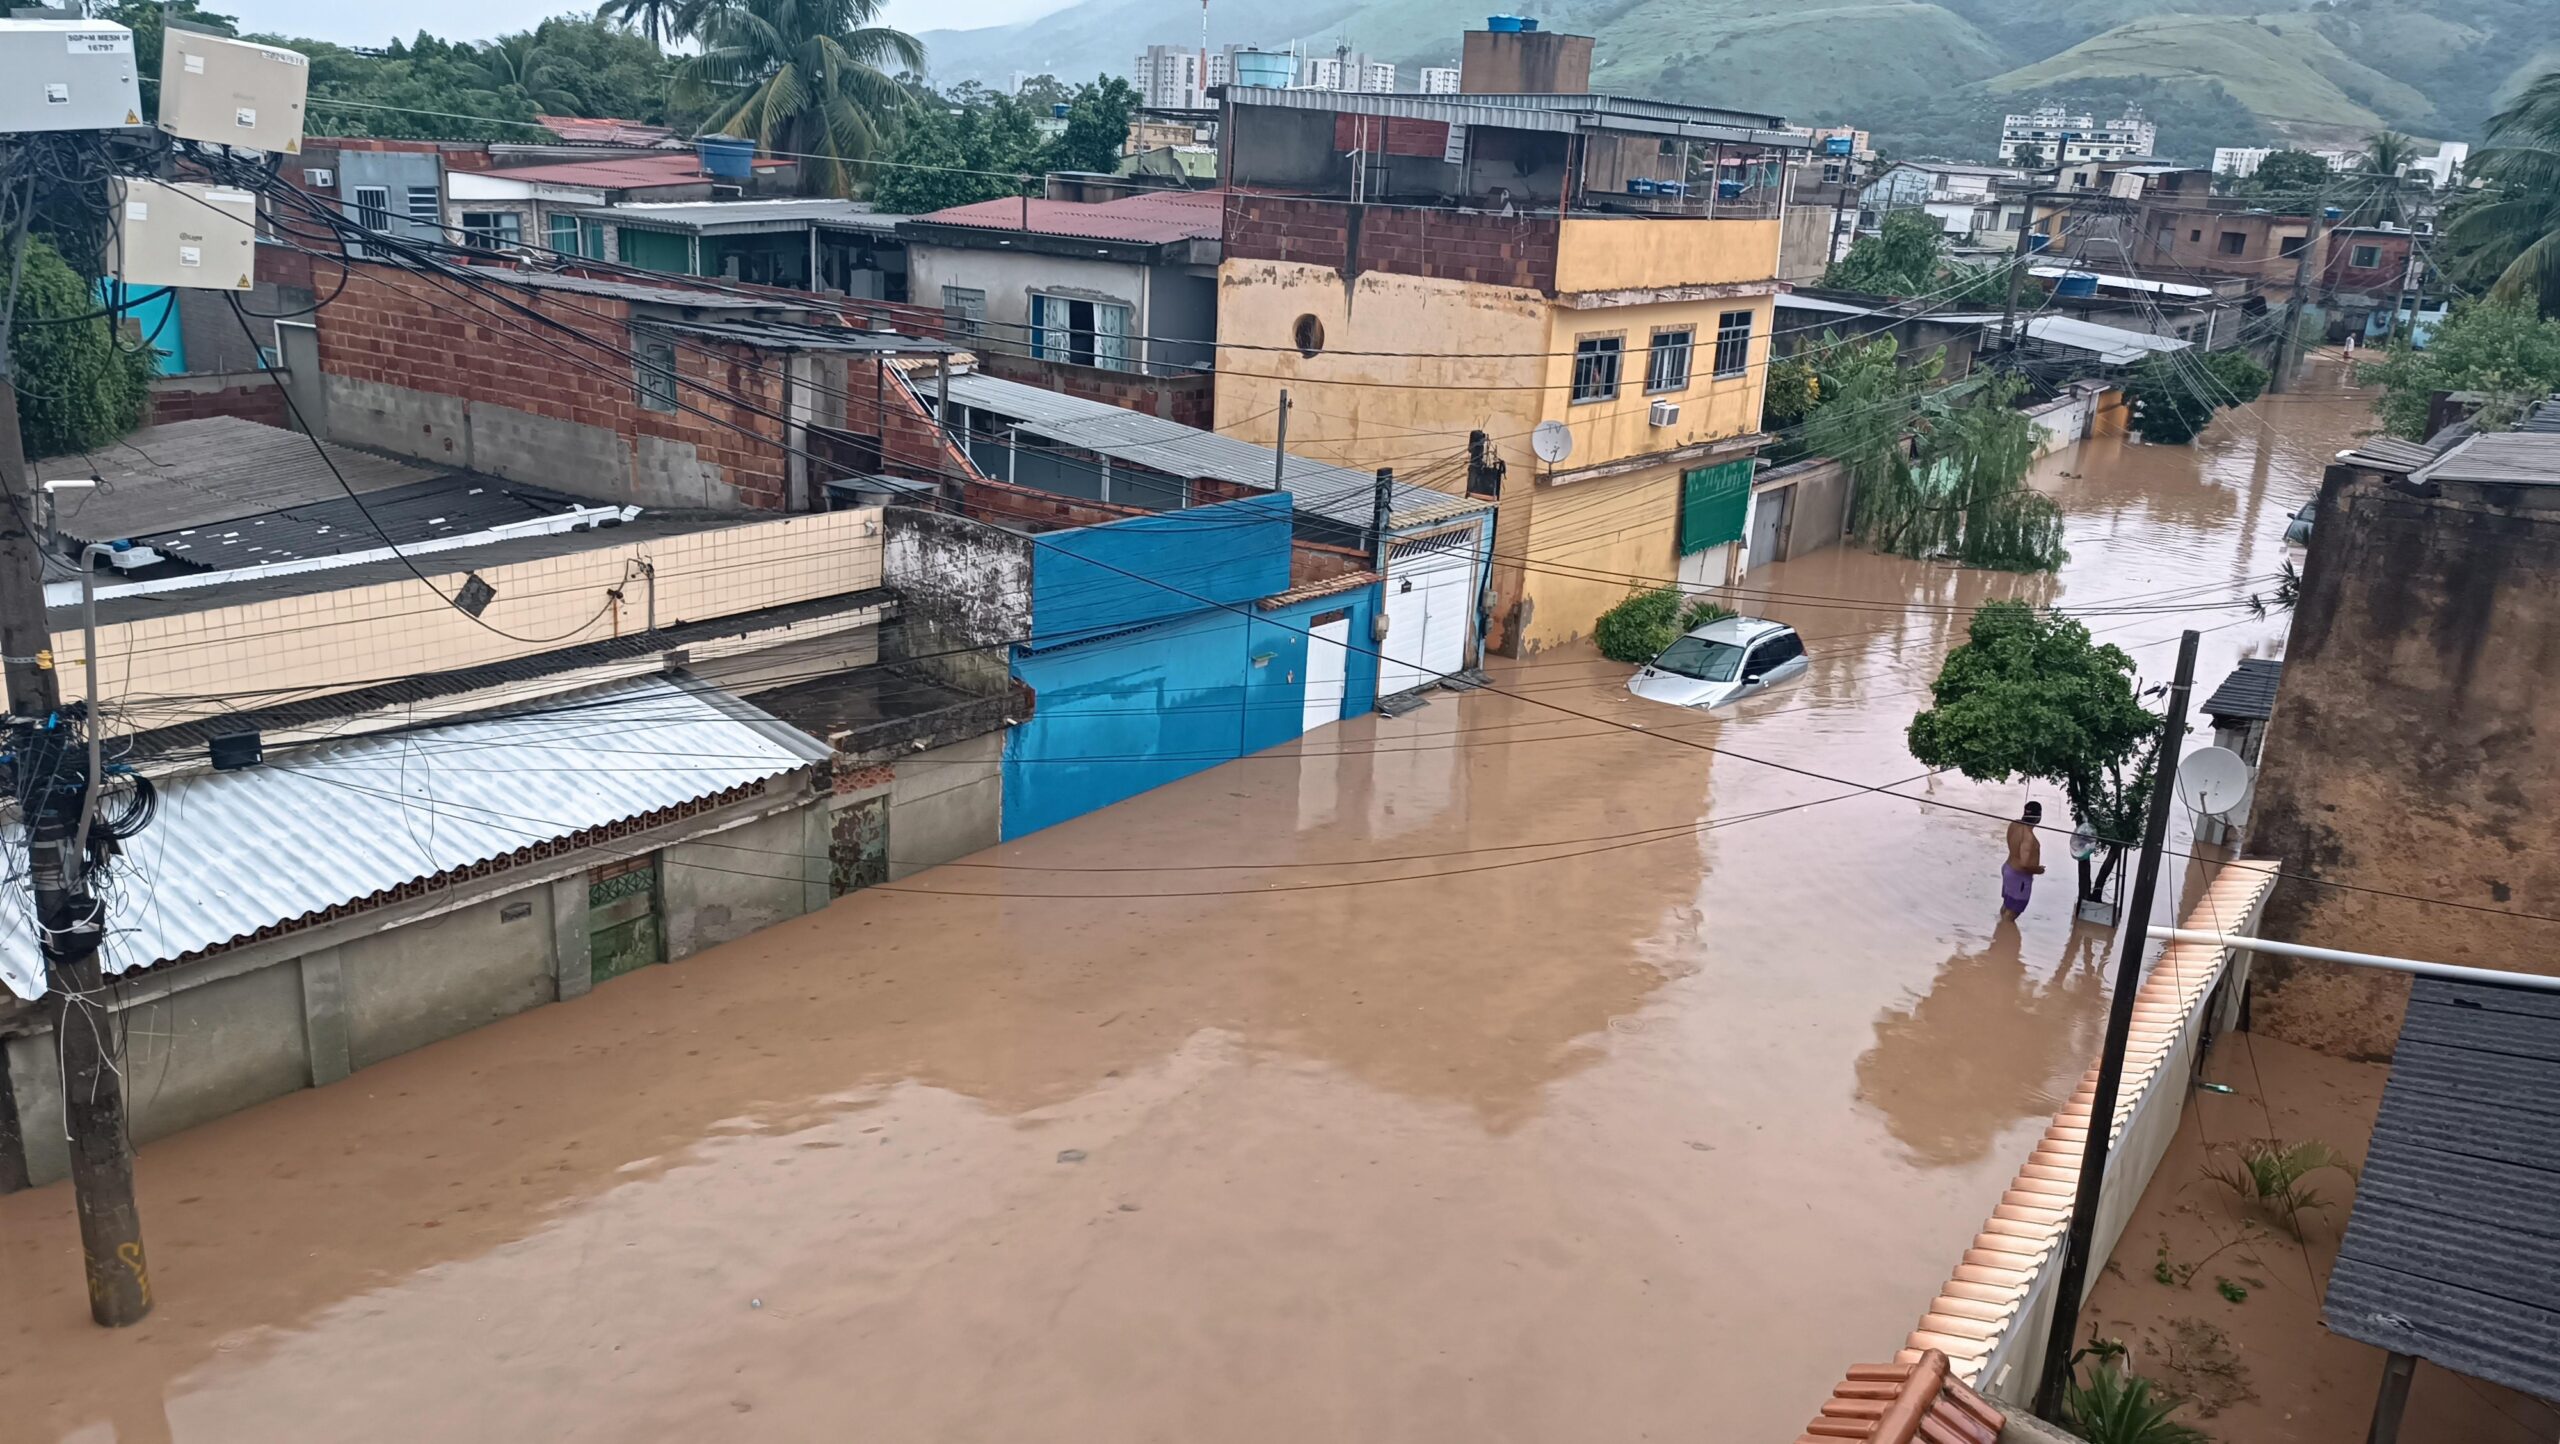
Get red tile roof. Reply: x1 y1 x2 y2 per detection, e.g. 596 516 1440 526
1795 1352 2003 1444
912 189 1225 245
479 152 785 190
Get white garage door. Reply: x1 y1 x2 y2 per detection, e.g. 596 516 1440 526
1378 529 1479 698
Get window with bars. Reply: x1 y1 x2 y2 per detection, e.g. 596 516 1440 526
1646 329 1693 394
1712 310 1752 379
1571 335 1622 403
636 339 679 413
350 185 390 233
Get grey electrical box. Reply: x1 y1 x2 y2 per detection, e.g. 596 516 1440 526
112 179 259 292
0 19 142 134
156 29 308 154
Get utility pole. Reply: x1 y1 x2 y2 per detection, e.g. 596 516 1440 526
1999 199 2040 354
2031 629 2200 1419
1271 389 1290 490
1369 466 1393 574
2269 178 2342 394
0 382 151 1328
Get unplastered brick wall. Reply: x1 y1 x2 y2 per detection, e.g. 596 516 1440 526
58 508 886 729
843 358 991 489
1225 195 1560 293
316 265 793 510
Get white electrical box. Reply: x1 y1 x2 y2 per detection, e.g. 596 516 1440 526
112 179 258 293
0 19 142 134
156 29 308 154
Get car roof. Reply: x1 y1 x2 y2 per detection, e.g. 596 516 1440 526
1684 614 1791 644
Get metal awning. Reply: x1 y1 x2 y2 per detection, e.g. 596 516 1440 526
0 676 831 999
939 370 1489 530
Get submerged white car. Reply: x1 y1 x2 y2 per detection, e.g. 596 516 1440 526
1627 616 1811 710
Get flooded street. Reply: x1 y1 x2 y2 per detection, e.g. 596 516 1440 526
0 366 2374 1442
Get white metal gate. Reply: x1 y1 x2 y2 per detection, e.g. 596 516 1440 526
1303 616 1350 732
1378 528 1479 697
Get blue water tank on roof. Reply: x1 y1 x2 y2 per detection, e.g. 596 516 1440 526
696 134 756 180
2056 271 2100 298
1485 15 1522 32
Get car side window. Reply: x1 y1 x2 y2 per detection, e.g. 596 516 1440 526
1752 632 1801 671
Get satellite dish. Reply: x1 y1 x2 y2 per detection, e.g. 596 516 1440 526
2177 746 2254 817
1531 419 1575 465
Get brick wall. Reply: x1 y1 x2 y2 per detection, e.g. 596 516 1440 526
1290 540 1370 585
149 371 288 429
1226 194 1560 293
960 476 1158 531
840 358 990 492
977 352 1216 429
314 264 793 509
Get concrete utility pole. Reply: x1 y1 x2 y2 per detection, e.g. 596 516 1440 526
1271 389 1290 489
0 383 151 1328
2031 629 2199 1419
1998 202 2040 353
1369 466 1393 574
2269 180 2343 394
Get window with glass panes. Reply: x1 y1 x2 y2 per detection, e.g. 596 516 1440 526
1646 328 1693 393
1572 335 1623 402
1712 310 1753 378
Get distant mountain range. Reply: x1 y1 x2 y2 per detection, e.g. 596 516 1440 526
914 0 2560 160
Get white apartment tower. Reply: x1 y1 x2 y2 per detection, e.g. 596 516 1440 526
1998 103 2157 165
1133 44 1207 109
1418 66 1459 95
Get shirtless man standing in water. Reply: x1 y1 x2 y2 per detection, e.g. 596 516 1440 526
2003 802 2046 916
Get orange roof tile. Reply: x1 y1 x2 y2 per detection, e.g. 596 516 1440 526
1794 1351 2004 1444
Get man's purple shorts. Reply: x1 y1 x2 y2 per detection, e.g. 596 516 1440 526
2001 863 2033 915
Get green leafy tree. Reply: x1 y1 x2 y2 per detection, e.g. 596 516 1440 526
2241 148 2335 199
595 0 703 48
674 0 924 197
520 19 676 122
869 93 1041 212
1041 75 1139 177
1852 375 2062 571
471 33 583 115
1801 332 1931 508
97 1 237 121
1822 210 1947 296
2010 141 2048 172
2363 298 2560 438
6 238 156 461
1013 74 1074 112
2442 69 2560 317
2126 349 2269 444
1907 602 2163 909
1593 587 1686 664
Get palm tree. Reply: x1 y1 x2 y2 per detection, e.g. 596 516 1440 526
596 0 705 49
673 0 923 197
2357 130 2417 226
474 34 583 115
2445 69 2560 317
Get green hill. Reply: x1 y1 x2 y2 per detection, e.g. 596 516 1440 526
913 0 2553 149
1984 13 2436 138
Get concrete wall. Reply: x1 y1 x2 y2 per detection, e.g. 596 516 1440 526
884 504 1032 692
1743 456 1851 573
0 796 827 1190
886 731 1005 879
2247 468 2560 1058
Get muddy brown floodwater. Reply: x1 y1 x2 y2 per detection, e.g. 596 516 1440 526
0 366 2376 1442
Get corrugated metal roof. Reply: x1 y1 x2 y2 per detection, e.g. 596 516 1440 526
2200 656 2282 722
1223 86 1796 144
909 189 1224 245
2018 315 2190 365
479 271 776 309
476 153 779 189
1777 294 1882 318
2411 431 2560 487
2030 264 2216 299
586 198 905 232
641 318 956 354
37 417 441 541
530 115 676 147
2325 979 2560 1401
0 675 832 1000
2519 396 2560 433
2337 436 2450 473
941 370 1488 529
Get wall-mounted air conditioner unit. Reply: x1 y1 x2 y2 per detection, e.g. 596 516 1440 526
1649 399 1680 428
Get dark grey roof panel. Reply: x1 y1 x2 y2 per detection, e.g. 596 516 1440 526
2199 656 2282 722
132 478 593 568
2324 978 2560 1402
37 416 441 541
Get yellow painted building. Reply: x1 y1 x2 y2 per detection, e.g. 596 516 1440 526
1212 85 1802 653
1220 211 1783 653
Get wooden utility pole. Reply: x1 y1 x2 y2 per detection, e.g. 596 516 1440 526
2031 629 2199 1418
0 382 152 1328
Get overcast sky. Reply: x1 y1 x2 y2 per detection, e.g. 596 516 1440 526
222 0 1067 48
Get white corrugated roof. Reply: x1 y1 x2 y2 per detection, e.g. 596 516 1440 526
0 676 830 1000
2030 265 2216 300
1931 313 2191 365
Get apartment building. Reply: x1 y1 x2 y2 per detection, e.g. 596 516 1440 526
1134 44 1207 109
1213 79 1806 655
1418 66 1460 95
1999 103 2155 165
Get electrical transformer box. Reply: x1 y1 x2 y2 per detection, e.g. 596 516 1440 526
156 29 308 153
113 179 259 293
0 20 142 134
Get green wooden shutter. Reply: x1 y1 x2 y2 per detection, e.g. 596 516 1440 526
1679 460 1752 554
619 226 692 274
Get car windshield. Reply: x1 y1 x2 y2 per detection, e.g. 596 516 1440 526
1650 634 1746 682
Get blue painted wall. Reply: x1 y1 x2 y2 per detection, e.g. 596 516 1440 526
1001 488 1385 839
1028 492 1294 643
